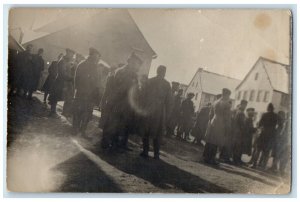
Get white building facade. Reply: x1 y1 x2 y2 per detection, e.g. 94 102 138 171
185 68 241 112
235 57 290 123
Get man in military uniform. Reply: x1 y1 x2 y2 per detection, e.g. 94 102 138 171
72 48 101 136
178 93 195 141
11 44 34 97
42 53 63 102
203 88 232 165
192 103 211 145
140 65 172 160
27 48 45 99
232 99 248 165
166 89 183 137
101 53 143 151
49 48 76 117
242 108 257 157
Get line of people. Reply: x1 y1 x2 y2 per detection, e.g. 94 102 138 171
8 45 290 173
201 91 289 175
165 86 290 174
9 44 45 99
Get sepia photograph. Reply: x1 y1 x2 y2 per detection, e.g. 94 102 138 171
6 8 292 194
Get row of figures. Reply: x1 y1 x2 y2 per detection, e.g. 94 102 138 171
163 86 290 175
8 45 290 175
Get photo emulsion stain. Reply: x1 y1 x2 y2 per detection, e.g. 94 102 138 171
6 8 292 194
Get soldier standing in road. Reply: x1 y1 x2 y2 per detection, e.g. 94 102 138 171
42 53 63 103
251 103 278 169
242 108 257 157
73 48 101 136
178 93 195 141
166 89 183 137
100 53 142 151
203 88 232 165
61 54 80 117
232 99 248 165
140 65 172 160
12 44 34 97
28 48 45 99
192 103 211 145
48 48 76 117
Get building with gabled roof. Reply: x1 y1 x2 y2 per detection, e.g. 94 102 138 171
23 9 156 76
185 68 241 112
235 57 290 121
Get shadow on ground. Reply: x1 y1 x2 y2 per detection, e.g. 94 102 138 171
90 145 232 193
53 153 123 193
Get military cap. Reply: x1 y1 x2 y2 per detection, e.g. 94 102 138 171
66 48 76 54
222 88 231 95
187 92 195 97
246 108 255 112
89 47 101 56
240 99 248 105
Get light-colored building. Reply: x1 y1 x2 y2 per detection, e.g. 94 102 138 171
185 68 241 112
235 57 290 122
179 83 188 98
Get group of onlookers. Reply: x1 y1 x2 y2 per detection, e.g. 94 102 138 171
8 46 290 174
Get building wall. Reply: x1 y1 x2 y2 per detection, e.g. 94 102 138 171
272 91 290 113
184 70 202 111
235 59 274 122
200 93 216 109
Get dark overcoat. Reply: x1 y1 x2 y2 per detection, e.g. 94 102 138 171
32 54 45 91
142 76 172 138
74 59 99 102
232 109 246 145
49 56 74 102
191 106 210 140
257 111 278 152
42 60 58 92
242 117 256 155
17 51 34 91
105 66 138 135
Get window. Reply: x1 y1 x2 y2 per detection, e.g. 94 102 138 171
263 91 270 102
249 90 255 101
237 91 241 100
257 90 262 102
281 94 289 107
255 73 259 80
243 91 248 100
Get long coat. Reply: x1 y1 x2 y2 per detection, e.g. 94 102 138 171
31 54 44 91
104 66 138 136
74 59 99 102
192 106 210 140
232 109 246 145
17 51 34 91
257 111 278 152
142 76 172 139
42 60 59 92
242 117 256 155
204 98 232 147
180 98 195 128
49 56 74 102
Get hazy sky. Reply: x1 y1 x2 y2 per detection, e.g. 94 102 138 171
9 9 291 84
130 9 291 84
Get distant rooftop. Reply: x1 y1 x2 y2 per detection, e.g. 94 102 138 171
196 68 241 97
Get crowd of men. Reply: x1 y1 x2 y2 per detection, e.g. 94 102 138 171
8 44 290 175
